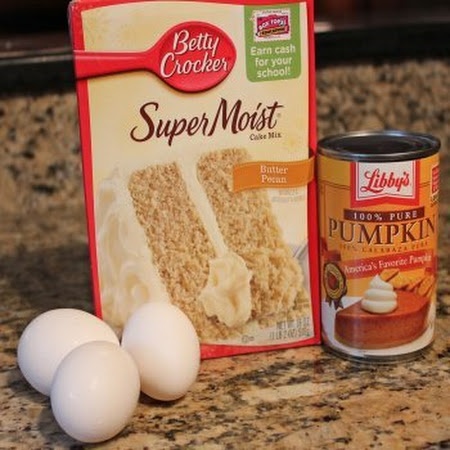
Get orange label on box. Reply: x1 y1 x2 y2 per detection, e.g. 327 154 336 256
233 157 315 192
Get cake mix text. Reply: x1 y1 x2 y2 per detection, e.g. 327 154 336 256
130 98 284 146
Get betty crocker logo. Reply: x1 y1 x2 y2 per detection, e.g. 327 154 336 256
75 22 236 92
351 161 419 206
156 22 236 92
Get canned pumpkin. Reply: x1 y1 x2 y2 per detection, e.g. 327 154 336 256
318 130 440 361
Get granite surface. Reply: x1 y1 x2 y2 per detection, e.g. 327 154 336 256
0 58 449 449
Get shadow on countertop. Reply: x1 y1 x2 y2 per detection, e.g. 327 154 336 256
0 242 92 314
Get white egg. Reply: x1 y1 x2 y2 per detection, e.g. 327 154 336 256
121 302 200 401
17 308 119 395
51 340 140 443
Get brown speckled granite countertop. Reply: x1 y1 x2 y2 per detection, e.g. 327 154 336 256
0 59 449 449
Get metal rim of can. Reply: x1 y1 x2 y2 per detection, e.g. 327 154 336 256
318 129 440 162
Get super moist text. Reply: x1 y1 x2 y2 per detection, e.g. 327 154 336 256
130 98 284 146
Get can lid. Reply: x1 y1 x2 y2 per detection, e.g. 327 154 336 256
318 130 440 162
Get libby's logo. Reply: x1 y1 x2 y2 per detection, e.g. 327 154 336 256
75 21 236 92
351 161 419 206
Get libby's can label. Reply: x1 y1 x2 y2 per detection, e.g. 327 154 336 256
318 130 440 361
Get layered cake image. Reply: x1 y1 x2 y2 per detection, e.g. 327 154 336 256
334 270 434 349
95 148 312 344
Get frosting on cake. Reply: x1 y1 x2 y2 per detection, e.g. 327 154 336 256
199 252 252 328
96 168 171 330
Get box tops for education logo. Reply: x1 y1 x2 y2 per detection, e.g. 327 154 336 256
253 9 291 42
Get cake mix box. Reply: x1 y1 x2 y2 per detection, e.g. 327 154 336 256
68 0 320 358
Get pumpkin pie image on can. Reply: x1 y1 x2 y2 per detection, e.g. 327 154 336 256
318 130 440 361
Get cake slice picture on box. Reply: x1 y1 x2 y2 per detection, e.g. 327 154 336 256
95 148 313 346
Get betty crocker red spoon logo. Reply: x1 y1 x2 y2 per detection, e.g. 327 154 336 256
74 21 236 92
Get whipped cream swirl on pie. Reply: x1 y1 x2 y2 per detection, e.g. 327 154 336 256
361 275 398 314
